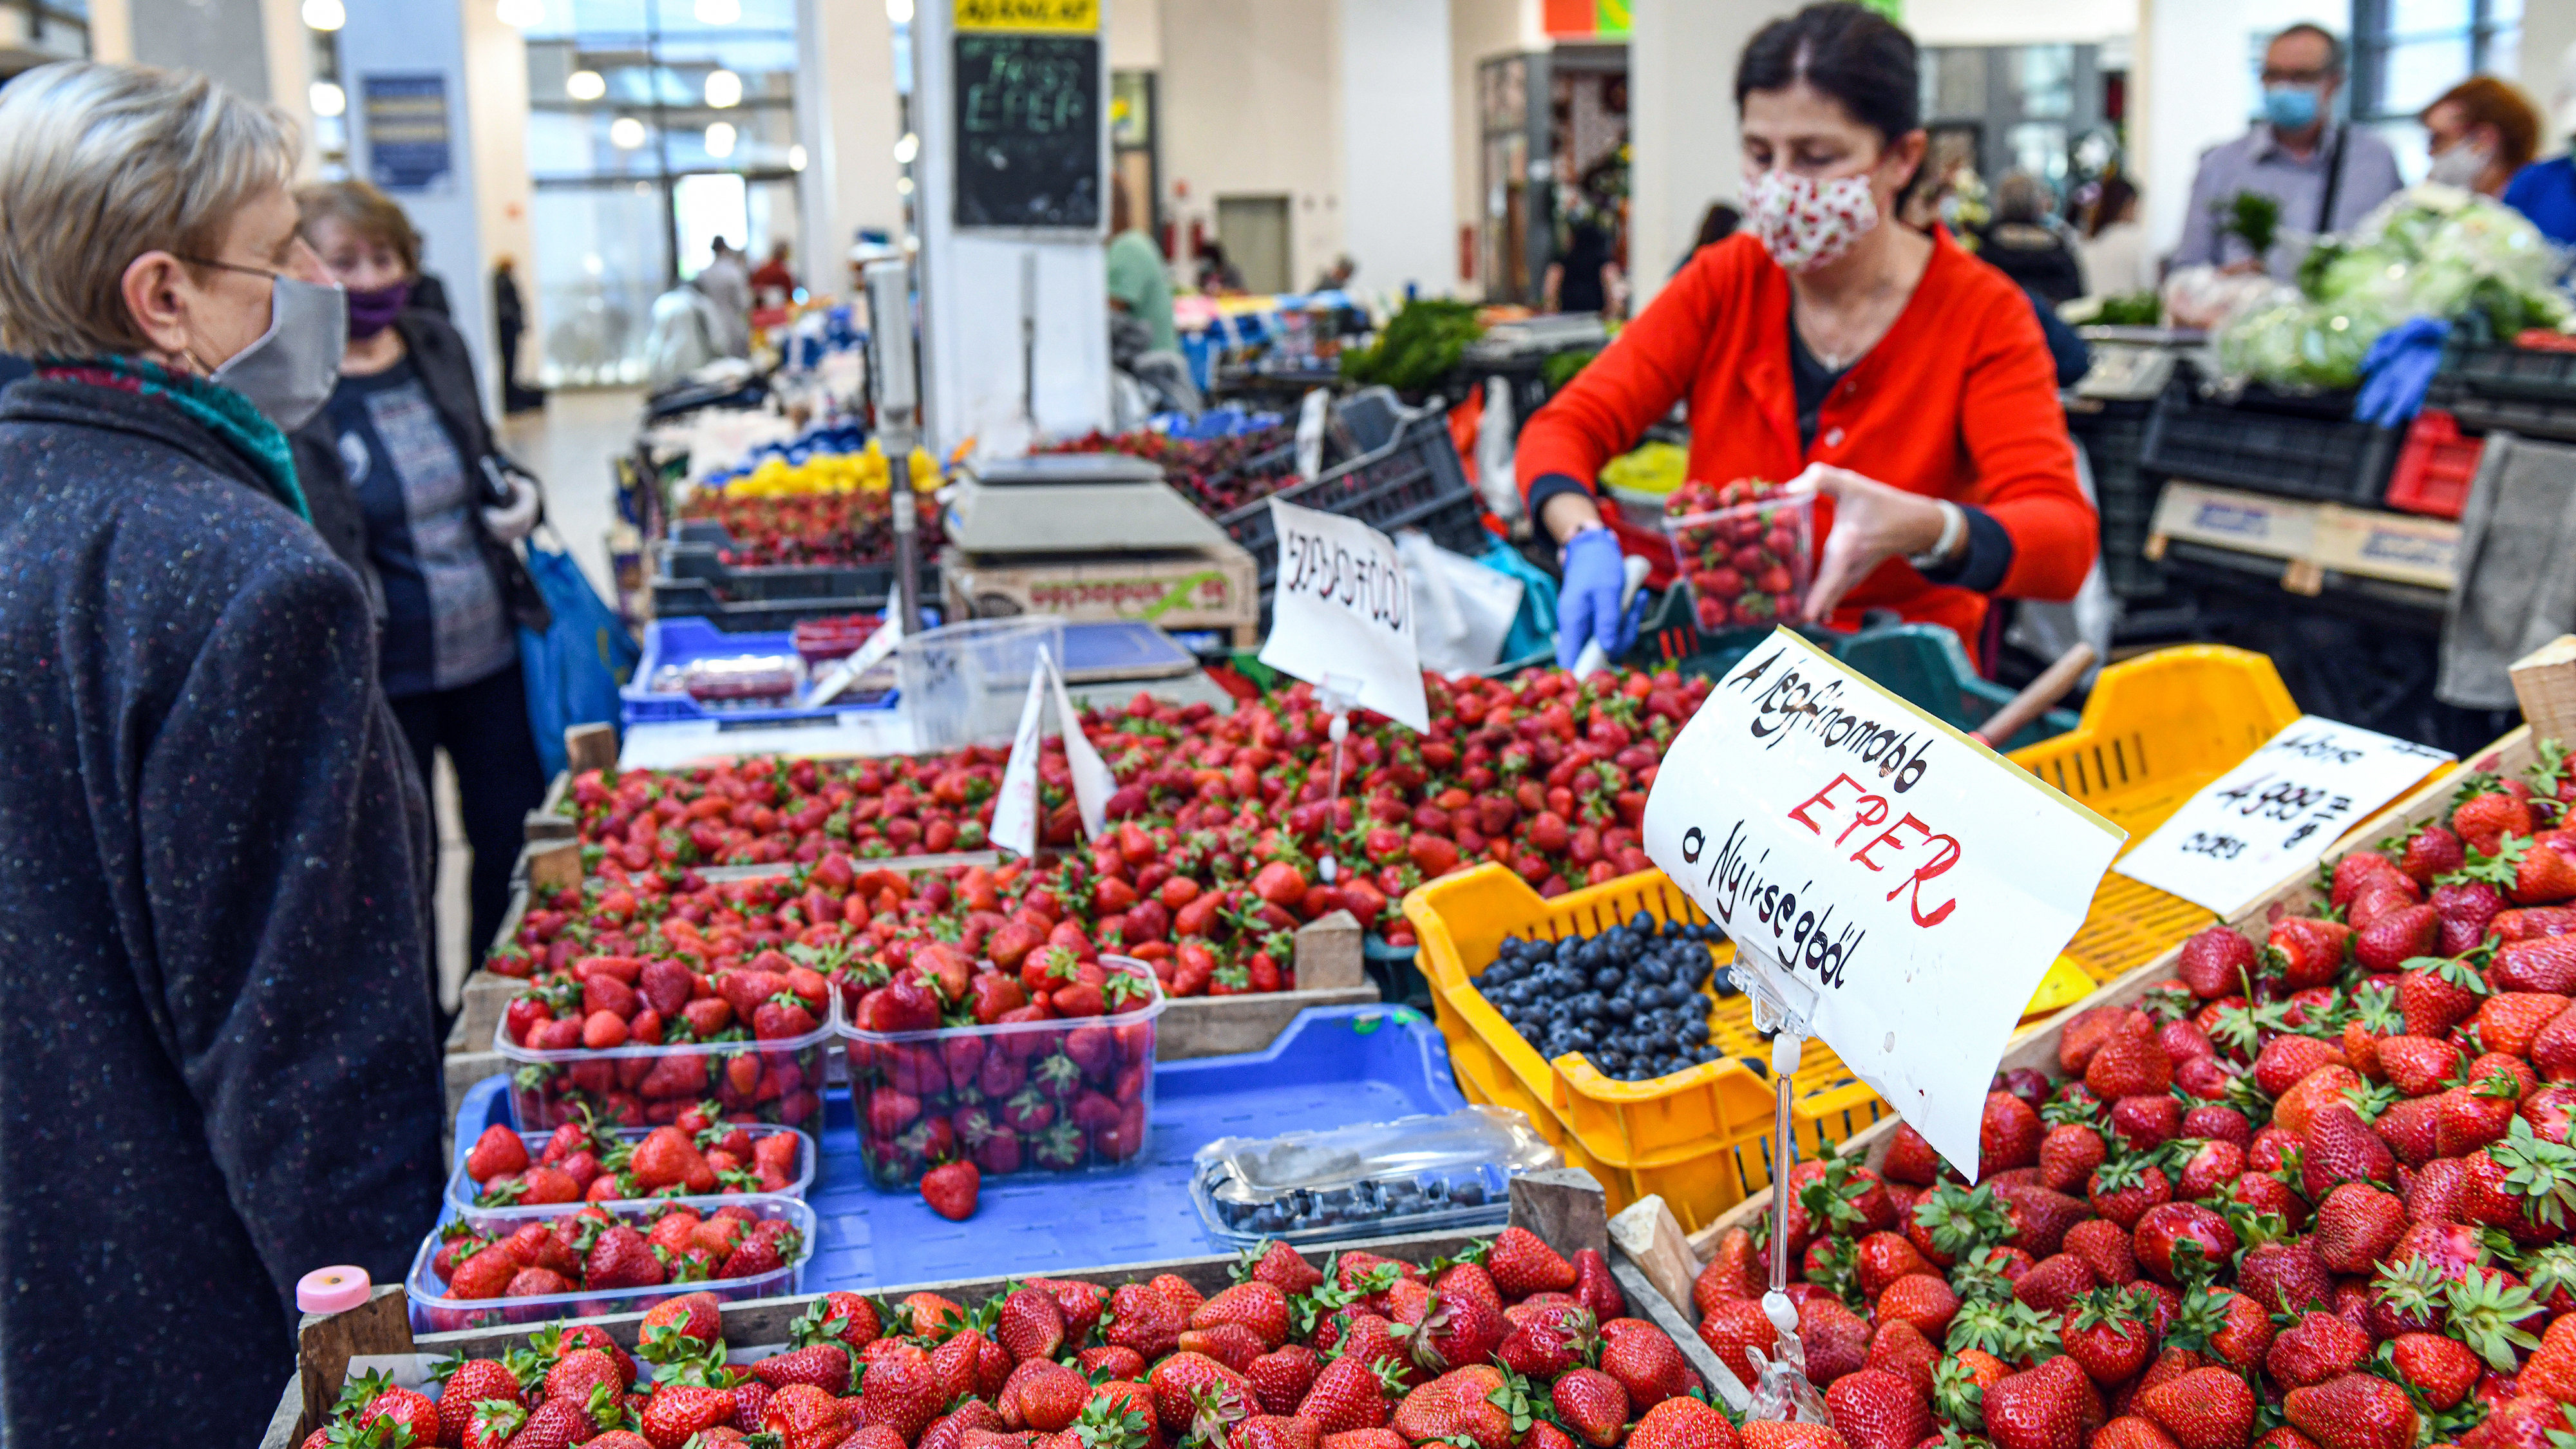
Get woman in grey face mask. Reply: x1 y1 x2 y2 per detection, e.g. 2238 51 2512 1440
0 61 444 1446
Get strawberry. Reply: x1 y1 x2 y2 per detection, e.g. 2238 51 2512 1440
764 1382 850 1449
922 1159 980 1220
1233 1416 1321 1449
1481 1226 1577 1296
2062 1218 2137 1287
2086 1159 2170 1228
1874 1271 1960 1341
1550 1367 1629 1448
1238 1239 1325 1296
2400 822 2467 882
1627 1396 1743 1449
1148 1352 1257 1446
2177 927 2258 1001
1823 1367 1928 1449
855 1343 949 1442
1298 1347 1405 1431
2085 1034 2173 1099
1982 1091 2044 1171
2431 880 2507 956
1739 1426 1852 1449
2452 784 2533 854
2137 1367 2252 1449
1388 1365 1517 1449
2096 1419 2183 1449
1984 1355 2096 1449
466 1124 531 1182
1599 1318 1695 1407
1247 1345 1320 1415
2011 1252 2096 1314
752 1342 854 1396
2387 1331 2482 1410
2264 1311 2369 1388
1496 1301 1598 1379
1193 1280 1293 1350
1571 1249 1624 1321
2061 1287 2151 1384
2281 1374 2418 1449
1863 1318 1937 1397
2268 916 2353 990
2477 991 2571 1057
1882 1122 1945 1184
434 1358 525 1449
2300 1105 2396 1198
996 1285 1067 1363
2131 1202 2235 1285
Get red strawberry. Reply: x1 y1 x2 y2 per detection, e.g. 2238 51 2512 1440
1570 1249 1624 1321
2308 1182 2404 1273
996 1285 1066 1363
2432 880 2508 956
2061 1287 2152 1384
1297 1345 1405 1432
2494 935 2576 992
2268 917 2353 990
1239 1239 1325 1296
1551 1367 1630 1448
1387 1365 1512 1449
1984 1355 2096 1449
1192 1280 1294 1351
1482 1226 1577 1296
465 1124 531 1183
2177 927 2257 1000
2086 1034 2174 1099
2387 1332 2482 1410
1982 1091 2044 1171
1598 1317 1694 1408
2400 823 2466 882
2266 1311 2370 1388
2477 991 2571 1057
2063 1218 2137 1286
1628 1396 1742 1449
922 1159 980 1220
2137 1367 2253 1449
1247 1345 1321 1416
2282 1374 2417 1449
1823 1368 1927 1449
2300 1106 2396 1198
1882 1122 1944 1184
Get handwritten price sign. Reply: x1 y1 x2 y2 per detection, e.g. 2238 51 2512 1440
2114 717 2449 916
1257 498 1429 732
1642 630 2124 1177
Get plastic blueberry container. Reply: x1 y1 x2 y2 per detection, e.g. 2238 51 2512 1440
492 1004 836 1133
838 956 1165 1188
443 1123 818 1216
1189 1104 1560 1246
405 1193 814 1333
1663 488 1815 634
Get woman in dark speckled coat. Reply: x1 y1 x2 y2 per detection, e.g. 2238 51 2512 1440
0 62 446 1443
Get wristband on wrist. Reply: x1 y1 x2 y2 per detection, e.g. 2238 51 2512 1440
1906 500 1965 571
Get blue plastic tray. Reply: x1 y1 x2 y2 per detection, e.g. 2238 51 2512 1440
624 616 901 728
453 1005 1468 1287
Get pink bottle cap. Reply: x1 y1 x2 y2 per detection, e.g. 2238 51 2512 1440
297 1265 372 1315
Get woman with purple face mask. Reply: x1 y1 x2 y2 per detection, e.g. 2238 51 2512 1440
1517 2 2096 667
297 180 549 1029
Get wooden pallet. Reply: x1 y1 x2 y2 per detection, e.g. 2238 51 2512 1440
1680 719 2539 1259
261 1171 1723 1448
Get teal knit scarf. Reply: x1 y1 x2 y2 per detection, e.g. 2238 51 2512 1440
38 355 309 521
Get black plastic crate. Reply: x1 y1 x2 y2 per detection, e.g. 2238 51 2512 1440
2430 341 2576 442
652 548 941 632
1218 409 1488 594
2139 387 2398 505
2069 404 2164 600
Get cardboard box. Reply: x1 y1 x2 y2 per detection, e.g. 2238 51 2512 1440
943 544 1260 643
2145 481 2321 562
2311 503 2461 590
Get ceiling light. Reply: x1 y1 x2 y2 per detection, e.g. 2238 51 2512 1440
893 131 918 164
497 0 544 27
705 121 737 158
301 0 345 30
566 69 606 100
886 0 913 21
308 80 346 117
704 68 741 108
788 144 808 172
696 0 741 21
609 115 647 149
895 176 914 196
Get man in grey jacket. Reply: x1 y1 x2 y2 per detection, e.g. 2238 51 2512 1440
2172 23 2405 279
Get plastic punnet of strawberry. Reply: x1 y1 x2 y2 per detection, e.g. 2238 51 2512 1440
1661 478 1813 636
1687 751 2576 1449
411 1195 814 1334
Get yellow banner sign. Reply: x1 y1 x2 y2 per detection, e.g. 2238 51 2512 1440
956 0 1097 30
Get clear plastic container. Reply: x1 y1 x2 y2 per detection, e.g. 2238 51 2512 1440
792 612 885 667
1662 486 1814 634
442 1124 817 1215
838 956 1164 1188
492 1008 835 1132
1190 1105 1561 1246
405 1193 814 1333
680 652 804 708
896 615 1069 751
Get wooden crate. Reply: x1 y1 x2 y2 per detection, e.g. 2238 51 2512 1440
1681 724 2535 1258
261 1172 1722 1448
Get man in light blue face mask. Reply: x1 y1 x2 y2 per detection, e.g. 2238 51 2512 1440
2172 23 2404 281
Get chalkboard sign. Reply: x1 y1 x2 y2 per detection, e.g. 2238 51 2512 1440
953 32 1102 231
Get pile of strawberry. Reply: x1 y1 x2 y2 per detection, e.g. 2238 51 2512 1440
844 956 1159 1185
422 1201 806 1327
460 1112 807 1208
1682 745 2576 1449
496 936 832 1130
1037 424 1300 518
679 491 945 570
1663 479 1808 635
325 1230 1754 1449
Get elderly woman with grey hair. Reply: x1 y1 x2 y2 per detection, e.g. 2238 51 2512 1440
0 62 443 1443
1974 169 2087 307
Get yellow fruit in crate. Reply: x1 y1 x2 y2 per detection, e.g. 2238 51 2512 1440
907 447 939 491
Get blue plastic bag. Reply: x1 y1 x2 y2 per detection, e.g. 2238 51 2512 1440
517 534 641 779
1476 536 1559 665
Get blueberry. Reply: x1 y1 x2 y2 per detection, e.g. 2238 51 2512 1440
1629 911 1657 933
1455 1180 1486 1204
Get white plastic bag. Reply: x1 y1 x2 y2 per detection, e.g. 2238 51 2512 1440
1397 529 1523 674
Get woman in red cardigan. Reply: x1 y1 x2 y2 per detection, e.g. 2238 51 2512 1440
1522 2 2097 666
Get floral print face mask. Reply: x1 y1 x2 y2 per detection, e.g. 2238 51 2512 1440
1746 169 1880 272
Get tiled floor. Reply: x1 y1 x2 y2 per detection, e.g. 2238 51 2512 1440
432 388 645 1006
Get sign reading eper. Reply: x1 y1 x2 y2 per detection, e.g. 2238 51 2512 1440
1643 630 2123 1177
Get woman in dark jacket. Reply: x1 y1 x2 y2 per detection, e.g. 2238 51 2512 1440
297 180 549 1012
0 62 444 1444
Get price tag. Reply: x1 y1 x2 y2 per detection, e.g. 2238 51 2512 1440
2114 717 2450 915
1048 652 1116 838
989 654 1050 860
1258 498 1429 733
1641 630 2125 1178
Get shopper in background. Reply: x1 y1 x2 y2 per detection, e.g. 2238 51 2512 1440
1672 200 1742 276
697 236 753 355
0 61 442 1445
1975 171 2085 306
1311 254 1358 292
492 253 542 412
1106 180 1178 354
2172 24 2403 278
1542 214 1618 315
2421 75 2541 197
1519 1 2097 665
2078 175 2157 296
2503 42 2576 245
1195 241 1247 296
297 179 549 1028
751 240 797 306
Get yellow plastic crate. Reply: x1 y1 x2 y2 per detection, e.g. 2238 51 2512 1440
1406 865 1886 1233
2004 646 2303 985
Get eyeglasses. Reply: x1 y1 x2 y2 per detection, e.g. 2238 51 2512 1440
176 256 284 281
2260 66 2334 86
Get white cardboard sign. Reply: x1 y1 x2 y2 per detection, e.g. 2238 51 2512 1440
1258 498 1429 733
990 645 1118 858
2114 717 2450 915
1641 630 2125 1179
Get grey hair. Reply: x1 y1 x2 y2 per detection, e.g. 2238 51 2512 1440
0 61 298 359
1993 171 2052 225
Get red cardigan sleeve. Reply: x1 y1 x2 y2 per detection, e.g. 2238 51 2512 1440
1513 249 1727 507
1953 283 2099 601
